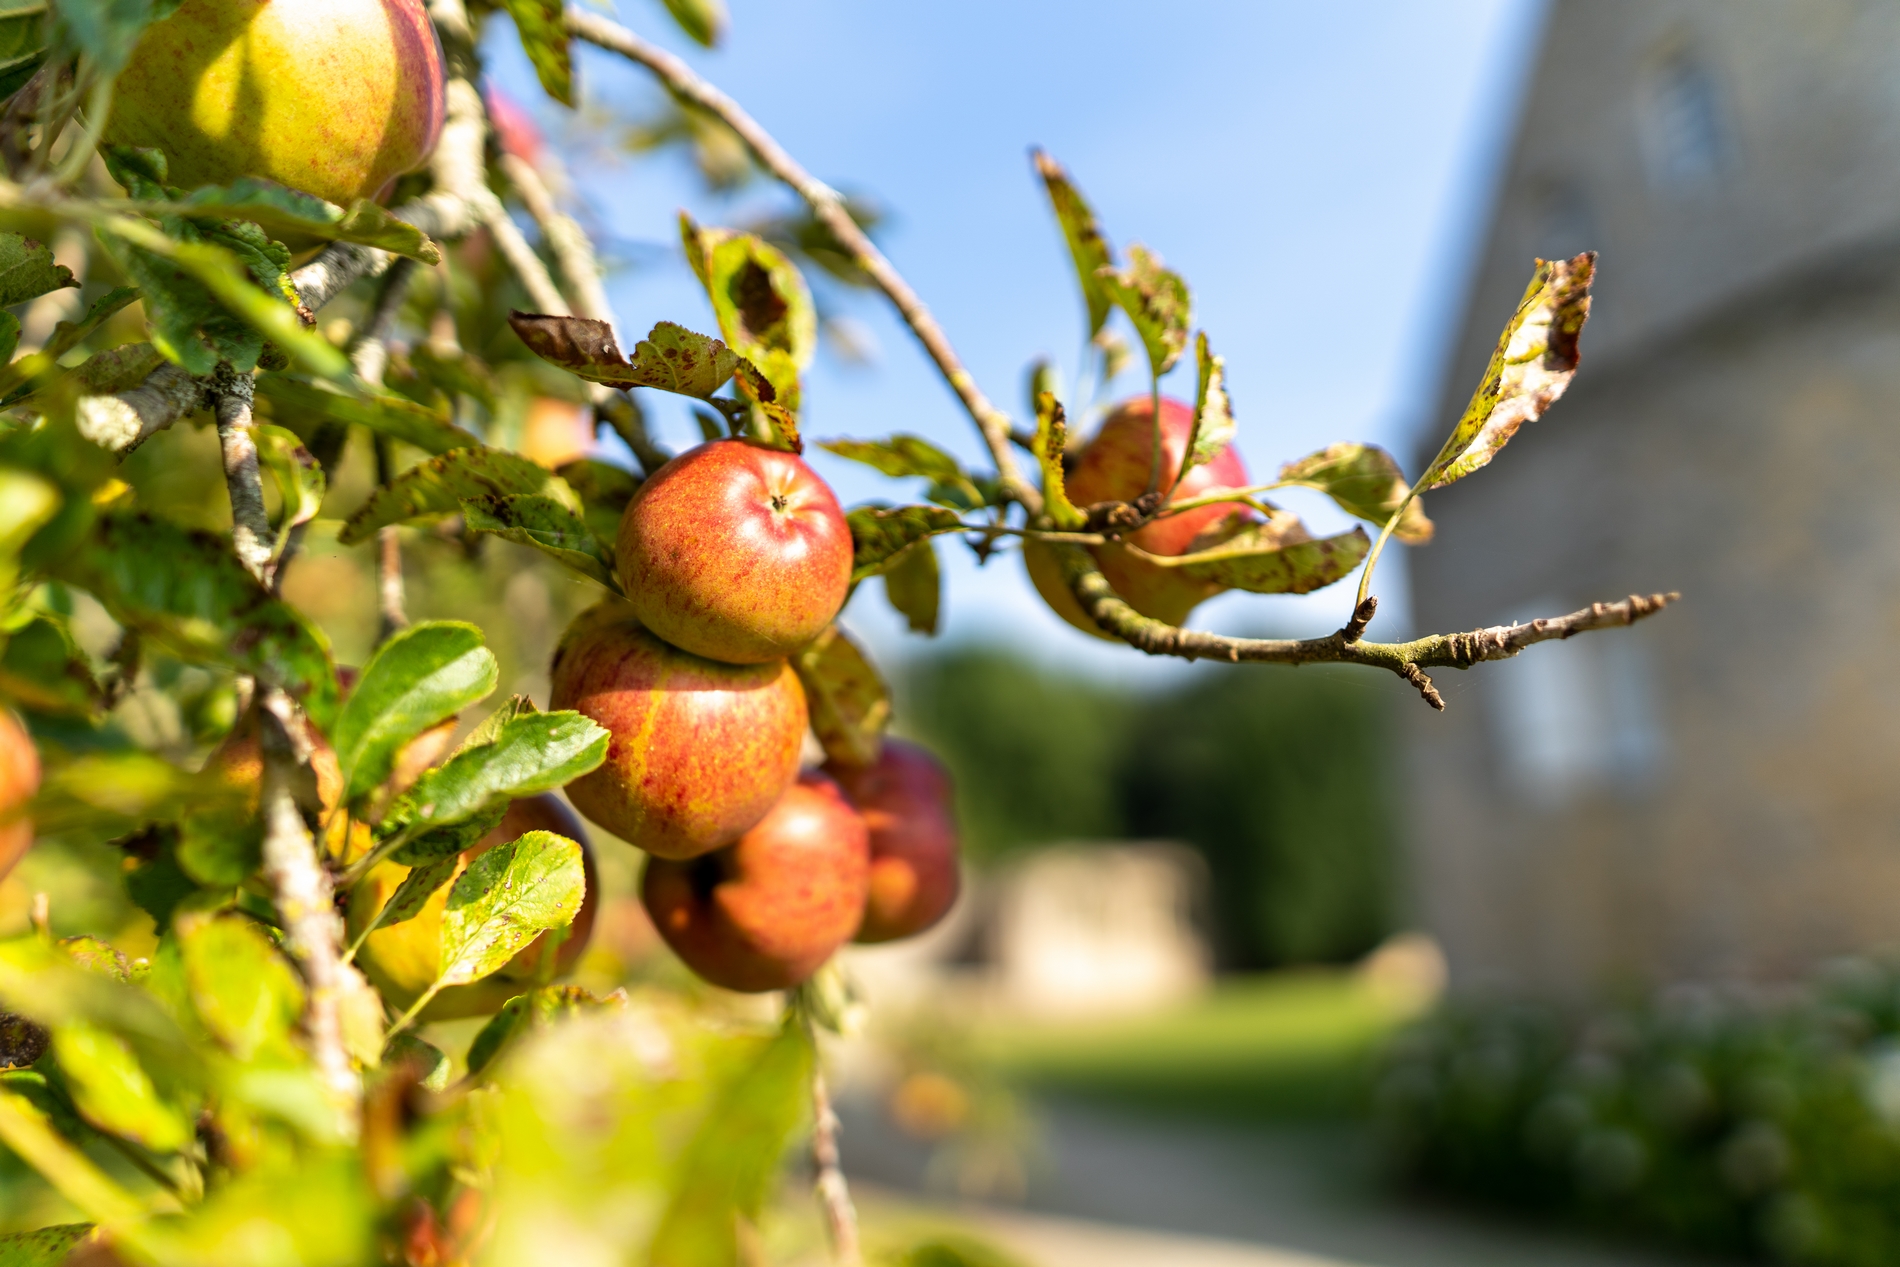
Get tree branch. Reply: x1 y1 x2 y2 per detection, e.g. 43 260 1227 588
496 150 616 333
1050 543 1678 710
565 9 1038 513
74 363 206 453
809 1064 862 1267
211 366 273 584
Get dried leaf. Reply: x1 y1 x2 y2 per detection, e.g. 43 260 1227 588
1278 443 1433 545
1032 149 1115 336
1424 252 1595 489
509 314 751 400
1096 244 1190 378
697 226 815 412
792 623 890 766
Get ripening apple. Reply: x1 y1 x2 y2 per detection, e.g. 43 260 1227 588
1025 396 1255 639
824 740 961 943
105 0 447 209
348 793 601 1020
616 440 853 665
0 708 40 881
549 600 808 858
642 772 869 992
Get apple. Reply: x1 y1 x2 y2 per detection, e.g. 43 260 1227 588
348 793 600 1021
549 600 808 858
642 772 869 992
824 740 960 943
104 0 446 209
0 708 39 881
615 439 853 665
1025 396 1254 638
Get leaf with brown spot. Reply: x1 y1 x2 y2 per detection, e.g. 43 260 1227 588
844 504 963 582
1096 244 1190 378
437 831 587 988
508 313 745 399
1032 392 1085 530
1279 443 1433 545
793 624 890 767
683 216 816 414
1133 519 1370 595
1423 252 1595 489
338 446 581 545
1181 332 1235 484
1033 149 1115 337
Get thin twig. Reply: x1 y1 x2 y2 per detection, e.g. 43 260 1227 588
255 689 358 1108
1050 542 1677 710
211 366 272 584
374 439 410 641
566 9 1038 513
496 150 617 334
809 1064 862 1267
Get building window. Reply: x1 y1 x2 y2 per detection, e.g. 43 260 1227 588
1641 47 1734 190
1484 601 1666 807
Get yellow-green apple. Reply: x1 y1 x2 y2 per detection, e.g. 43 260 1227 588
348 793 600 1020
825 740 960 943
1025 396 1254 638
549 600 807 858
0 708 39 880
615 440 853 665
105 0 446 208
642 772 869 992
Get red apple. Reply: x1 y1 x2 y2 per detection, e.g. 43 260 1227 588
615 439 853 665
106 0 446 211
349 793 600 1020
0 708 39 881
549 601 807 858
824 740 961 943
642 772 869 992
1025 396 1254 638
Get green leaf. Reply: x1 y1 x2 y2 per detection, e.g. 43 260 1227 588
331 621 499 806
1032 392 1085 529
883 538 940 636
388 802 506 867
0 614 100 718
499 0 572 106
337 445 580 544
845 504 963 583
818 434 987 508
461 493 618 589
254 424 324 566
256 375 478 456
791 623 890 767
1096 244 1190 378
405 342 497 412
660 0 724 46
0 233 75 308
47 0 171 78
384 1032 451 1091
0 311 18 365
1423 252 1595 490
648 1021 813 1265
158 179 441 264
385 710 608 845
175 913 303 1062
68 342 167 395
97 229 258 376
29 753 237 843
0 1223 95 1267
1182 332 1235 482
437 831 587 988
1278 443 1433 545
0 0 47 103
1032 149 1115 337
555 457 642 543
50 1021 192 1152
509 314 750 399
464 984 607 1079
364 856 458 933
0 288 141 403
691 224 815 413
0 468 59 593
1139 522 1371 595
52 514 337 721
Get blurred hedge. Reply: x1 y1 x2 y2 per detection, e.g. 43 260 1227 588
898 648 1396 970
1377 958 1900 1265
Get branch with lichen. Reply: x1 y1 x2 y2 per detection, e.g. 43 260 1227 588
1050 542 1676 709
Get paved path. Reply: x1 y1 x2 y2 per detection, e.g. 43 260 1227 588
841 1096 1740 1267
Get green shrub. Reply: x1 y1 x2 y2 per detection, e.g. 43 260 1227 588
1377 959 1900 1264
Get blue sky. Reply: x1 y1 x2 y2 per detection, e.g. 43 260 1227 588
487 0 1549 682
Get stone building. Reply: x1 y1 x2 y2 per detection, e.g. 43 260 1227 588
1406 0 1900 995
